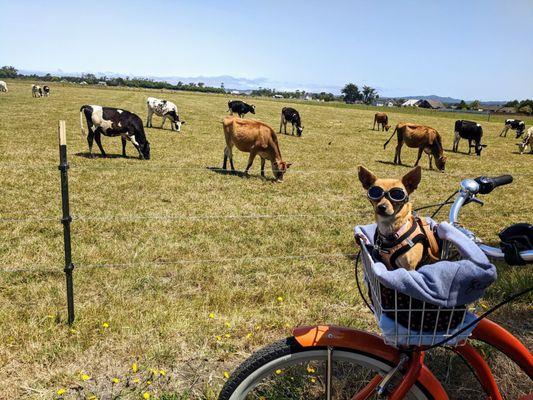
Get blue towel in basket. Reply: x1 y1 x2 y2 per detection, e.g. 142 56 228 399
354 218 497 307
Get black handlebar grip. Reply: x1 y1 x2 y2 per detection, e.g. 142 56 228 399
491 175 513 188
475 175 513 194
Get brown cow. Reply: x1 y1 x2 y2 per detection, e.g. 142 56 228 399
373 112 390 131
222 116 292 181
384 123 447 171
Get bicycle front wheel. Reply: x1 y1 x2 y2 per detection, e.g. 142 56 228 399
218 337 432 400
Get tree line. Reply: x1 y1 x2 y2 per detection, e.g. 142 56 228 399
0 66 225 94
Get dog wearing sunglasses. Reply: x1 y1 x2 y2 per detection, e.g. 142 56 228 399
358 165 440 271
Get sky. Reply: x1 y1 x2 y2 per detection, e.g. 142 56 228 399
1 0 532 100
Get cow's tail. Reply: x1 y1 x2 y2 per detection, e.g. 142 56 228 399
80 106 86 136
383 126 397 149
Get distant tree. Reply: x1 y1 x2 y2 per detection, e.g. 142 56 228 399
505 99 519 108
220 82 225 90
518 104 532 115
469 100 480 110
177 81 183 87
362 85 378 104
198 82 205 88
341 83 361 103
458 100 468 109
0 65 18 78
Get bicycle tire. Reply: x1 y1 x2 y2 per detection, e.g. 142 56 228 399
218 336 432 399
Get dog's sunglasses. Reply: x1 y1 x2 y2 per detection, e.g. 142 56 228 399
367 186 408 203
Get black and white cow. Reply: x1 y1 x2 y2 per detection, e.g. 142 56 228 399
146 97 183 131
80 105 150 159
453 120 486 156
279 107 304 136
0 80 7 92
228 100 255 118
500 119 526 138
32 84 42 97
43 85 50 97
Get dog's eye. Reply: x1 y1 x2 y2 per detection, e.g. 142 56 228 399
368 186 384 200
389 188 407 202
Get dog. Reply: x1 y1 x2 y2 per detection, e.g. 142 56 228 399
358 165 440 271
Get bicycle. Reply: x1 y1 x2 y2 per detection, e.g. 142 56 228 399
218 175 532 399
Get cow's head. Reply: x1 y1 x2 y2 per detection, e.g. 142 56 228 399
516 128 525 138
384 124 391 131
435 155 447 171
167 110 182 131
138 140 151 160
250 104 256 114
475 144 487 156
272 161 292 182
297 125 304 136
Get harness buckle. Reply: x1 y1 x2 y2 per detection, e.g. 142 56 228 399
406 238 415 248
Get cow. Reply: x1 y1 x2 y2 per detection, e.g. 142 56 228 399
32 84 42 97
0 80 7 92
43 85 50 97
222 116 291 182
453 120 486 156
228 100 255 118
518 127 533 154
80 105 150 159
384 123 447 171
373 112 390 131
279 107 303 136
146 97 183 131
500 119 526 138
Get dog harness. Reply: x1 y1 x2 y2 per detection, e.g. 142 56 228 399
373 215 440 271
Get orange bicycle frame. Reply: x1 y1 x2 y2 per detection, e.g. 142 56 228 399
294 318 532 399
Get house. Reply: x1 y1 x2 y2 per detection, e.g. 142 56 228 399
402 99 419 107
496 106 516 113
375 102 384 107
230 90 241 95
98 81 107 86
79 81 88 85
273 94 283 99
416 99 445 109
386 101 394 107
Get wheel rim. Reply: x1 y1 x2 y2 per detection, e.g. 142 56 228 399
228 349 428 399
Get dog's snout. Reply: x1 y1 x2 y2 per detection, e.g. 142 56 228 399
377 204 388 213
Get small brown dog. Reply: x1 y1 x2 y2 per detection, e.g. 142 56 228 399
358 165 440 271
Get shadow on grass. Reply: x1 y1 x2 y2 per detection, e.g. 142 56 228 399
376 160 445 173
444 148 472 155
206 166 278 182
74 152 134 160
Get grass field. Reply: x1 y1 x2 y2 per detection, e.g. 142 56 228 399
0 80 531 399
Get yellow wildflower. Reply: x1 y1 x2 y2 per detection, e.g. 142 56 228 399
224 333 231 338
209 312 215 319
275 369 282 375
57 388 66 395
225 322 231 328
102 322 109 329
81 374 90 381
47 314 54 319
143 393 150 399
69 328 77 334
307 366 315 373
216 335 222 341
112 377 119 384
159 369 166 376
310 377 316 383
132 362 138 372
133 378 140 384
246 333 253 339
147 380 152 385
223 371 230 379
149 368 158 376
88 396 97 400
276 296 284 302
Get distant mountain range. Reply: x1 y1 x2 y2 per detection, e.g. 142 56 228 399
18 68 506 104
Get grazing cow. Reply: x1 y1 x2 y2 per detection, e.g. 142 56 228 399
228 100 255 118
32 84 42 97
518 127 533 154
384 123 447 171
279 107 304 136
500 119 526 138
0 80 7 92
43 85 50 97
146 97 183 131
222 116 292 181
373 112 390 131
453 120 486 156
80 105 150 159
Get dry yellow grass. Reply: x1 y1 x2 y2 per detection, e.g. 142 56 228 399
0 80 531 398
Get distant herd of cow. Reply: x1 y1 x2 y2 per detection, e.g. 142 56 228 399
1 82 531 179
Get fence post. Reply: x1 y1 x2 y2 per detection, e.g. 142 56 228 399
58 120 75 325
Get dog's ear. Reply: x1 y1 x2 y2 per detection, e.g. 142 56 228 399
402 166 422 194
358 166 377 189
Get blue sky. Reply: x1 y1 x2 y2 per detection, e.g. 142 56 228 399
1 0 532 100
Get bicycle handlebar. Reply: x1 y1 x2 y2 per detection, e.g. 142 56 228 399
474 175 513 194
449 175 533 263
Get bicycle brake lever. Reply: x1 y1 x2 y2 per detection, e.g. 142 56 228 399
470 197 484 206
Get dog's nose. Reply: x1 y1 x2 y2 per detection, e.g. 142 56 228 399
377 204 388 213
